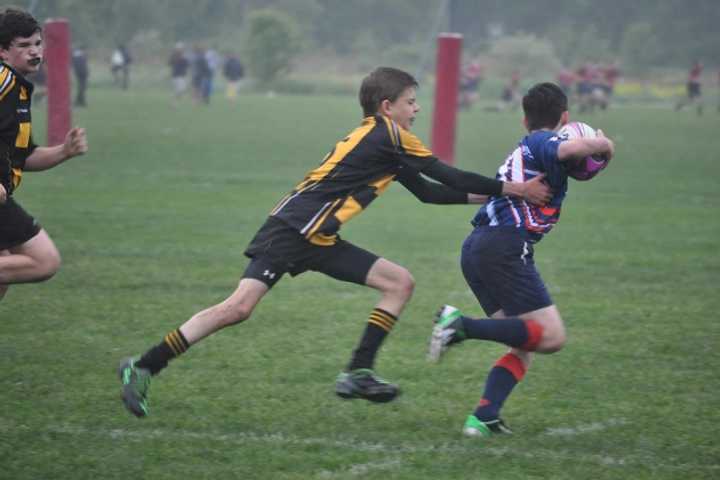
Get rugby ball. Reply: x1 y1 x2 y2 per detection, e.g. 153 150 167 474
557 122 609 181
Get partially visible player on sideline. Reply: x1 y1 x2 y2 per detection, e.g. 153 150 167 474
0 7 88 302
428 83 614 437
600 60 621 110
675 60 703 115
117 66 552 418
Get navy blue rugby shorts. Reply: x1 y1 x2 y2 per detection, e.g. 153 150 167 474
460 226 552 317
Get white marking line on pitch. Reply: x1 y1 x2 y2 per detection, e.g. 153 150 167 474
318 459 403 479
8 424 718 472
543 418 628 436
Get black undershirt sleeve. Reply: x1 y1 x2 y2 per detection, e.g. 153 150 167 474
396 167 468 204
418 157 503 196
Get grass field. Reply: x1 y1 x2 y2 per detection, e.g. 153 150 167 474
1 86 719 479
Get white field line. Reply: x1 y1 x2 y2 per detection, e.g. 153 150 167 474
4 423 719 473
318 458 403 479
543 418 629 436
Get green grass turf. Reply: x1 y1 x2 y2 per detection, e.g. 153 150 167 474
1 87 719 479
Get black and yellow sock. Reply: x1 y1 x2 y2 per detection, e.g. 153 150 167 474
347 308 397 371
136 328 190 375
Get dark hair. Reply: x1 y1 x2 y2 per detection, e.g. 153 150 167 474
0 7 40 49
359 67 418 117
522 82 568 131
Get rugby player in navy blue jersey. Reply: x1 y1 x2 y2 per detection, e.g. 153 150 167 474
118 67 552 418
428 82 614 437
0 8 88 302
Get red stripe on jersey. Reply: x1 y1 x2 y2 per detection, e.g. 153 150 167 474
494 353 526 381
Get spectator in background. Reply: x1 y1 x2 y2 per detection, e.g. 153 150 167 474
222 52 244 102
191 45 211 105
556 67 575 97
203 47 220 102
168 42 189 104
675 60 703 115
72 45 89 107
601 60 621 106
119 44 132 90
110 45 124 86
458 59 484 110
500 70 521 111
111 44 131 90
575 62 592 113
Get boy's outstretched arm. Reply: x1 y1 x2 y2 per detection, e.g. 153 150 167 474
396 168 470 204
419 159 551 205
23 127 88 172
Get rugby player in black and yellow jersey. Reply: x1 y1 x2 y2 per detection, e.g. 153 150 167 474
119 67 551 417
0 8 88 302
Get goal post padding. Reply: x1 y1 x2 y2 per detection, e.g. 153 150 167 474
430 33 462 165
44 18 71 146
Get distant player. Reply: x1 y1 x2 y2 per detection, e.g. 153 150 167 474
117 66 552 418
675 60 703 115
600 61 621 110
0 8 88 302
428 83 614 437
458 60 484 110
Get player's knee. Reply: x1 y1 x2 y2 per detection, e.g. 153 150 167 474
540 325 566 353
225 304 252 326
35 250 61 281
393 269 415 302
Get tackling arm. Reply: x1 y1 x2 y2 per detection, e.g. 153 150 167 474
396 168 469 204
419 158 550 205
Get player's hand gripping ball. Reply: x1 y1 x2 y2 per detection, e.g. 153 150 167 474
557 121 609 181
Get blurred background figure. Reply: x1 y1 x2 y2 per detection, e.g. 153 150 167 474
575 62 594 113
72 45 89 107
458 59 484 110
204 46 220 103
600 60 621 109
556 67 576 97
500 70 521 111
222 52 245 102
111 44 132 90
191 45 211 104
168 42 190 104
675 60 703 115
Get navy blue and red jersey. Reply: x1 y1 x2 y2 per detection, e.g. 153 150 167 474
471 130 568 243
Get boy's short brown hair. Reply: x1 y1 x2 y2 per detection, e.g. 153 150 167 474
359 67 418 117
0 7 40 50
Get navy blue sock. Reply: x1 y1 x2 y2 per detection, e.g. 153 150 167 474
474 353 526 421
461 316 543 350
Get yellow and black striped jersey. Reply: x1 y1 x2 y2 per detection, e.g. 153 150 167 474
0 62 37 194
270 115 437 245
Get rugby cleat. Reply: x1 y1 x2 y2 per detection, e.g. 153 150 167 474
118 357 151 418
335 368 400 403
462 415 513 437
427 304 466 362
